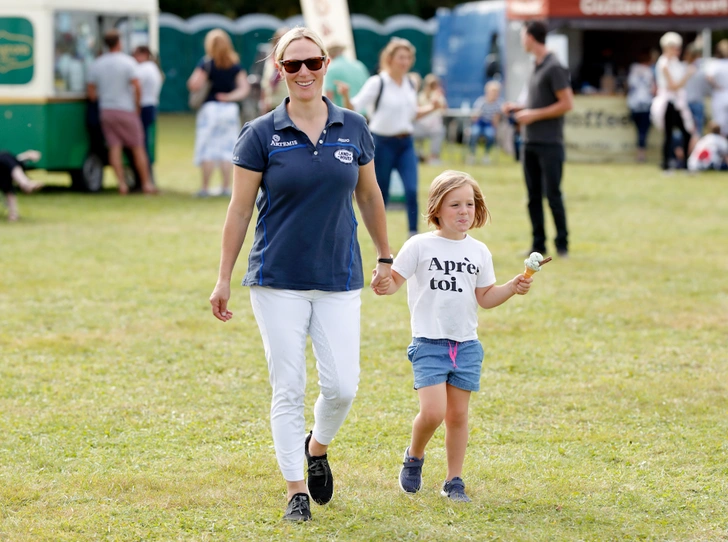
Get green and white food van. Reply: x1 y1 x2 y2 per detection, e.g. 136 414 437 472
0 0 159 191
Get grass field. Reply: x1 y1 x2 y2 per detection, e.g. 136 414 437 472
1 114 727 541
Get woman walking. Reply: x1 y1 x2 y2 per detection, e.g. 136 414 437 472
209 27 391 522
187 29 250 196
341 38 442 237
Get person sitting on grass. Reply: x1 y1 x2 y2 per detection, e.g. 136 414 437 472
375 170 533 502
687 122 728 171
468 80 503 164
0 150 43 222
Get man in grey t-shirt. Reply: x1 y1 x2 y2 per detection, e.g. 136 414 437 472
503 21 573 257
87 30 155 194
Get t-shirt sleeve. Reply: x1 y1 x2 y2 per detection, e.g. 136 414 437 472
128 58 139 81
472 96 484 115
196 57 209 71
358 120 375 165
232 122 266 171
476 244 496 287
391 237 419 280
549 64 571 94
350 75 381 112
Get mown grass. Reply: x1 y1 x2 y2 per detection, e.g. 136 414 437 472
1 114 727 541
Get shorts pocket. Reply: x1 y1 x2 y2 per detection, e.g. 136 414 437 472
407 342 420 363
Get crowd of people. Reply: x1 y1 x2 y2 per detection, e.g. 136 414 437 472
627 34 728 172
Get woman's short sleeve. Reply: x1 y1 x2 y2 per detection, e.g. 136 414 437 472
232 122 266 172
359 120 375 165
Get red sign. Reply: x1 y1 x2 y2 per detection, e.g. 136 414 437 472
507 0 728 18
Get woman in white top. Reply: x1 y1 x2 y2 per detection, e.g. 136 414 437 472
706 40 728 136
650 32 696 170
341 38 442 236
133 46 163 172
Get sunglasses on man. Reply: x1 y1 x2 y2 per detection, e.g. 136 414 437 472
279 56 327 73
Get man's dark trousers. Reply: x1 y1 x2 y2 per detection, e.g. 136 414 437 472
522 143 568 254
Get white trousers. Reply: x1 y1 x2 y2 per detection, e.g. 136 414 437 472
249 286 362 481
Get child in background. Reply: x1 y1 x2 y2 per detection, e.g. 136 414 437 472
375 170 532 501
468 81 503 164
0 150 43 221
687 122 728 171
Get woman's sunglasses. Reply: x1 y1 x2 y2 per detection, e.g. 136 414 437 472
279 56 326 74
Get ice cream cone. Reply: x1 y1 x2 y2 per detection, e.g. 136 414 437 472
524 267 537 278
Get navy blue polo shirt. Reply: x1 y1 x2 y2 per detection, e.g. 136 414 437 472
232 97 375 291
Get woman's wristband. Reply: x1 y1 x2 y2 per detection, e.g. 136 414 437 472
377 255 394 265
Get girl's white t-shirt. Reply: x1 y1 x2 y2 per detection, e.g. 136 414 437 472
392 232 496 342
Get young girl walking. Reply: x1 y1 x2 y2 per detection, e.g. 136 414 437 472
376 170 533 501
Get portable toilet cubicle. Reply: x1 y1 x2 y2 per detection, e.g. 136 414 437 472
157 12 436 113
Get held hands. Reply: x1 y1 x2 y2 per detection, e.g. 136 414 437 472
210 281 234 322
510 274 533 296
370 263 392 296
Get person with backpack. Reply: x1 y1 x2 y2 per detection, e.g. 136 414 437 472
339 38 442 237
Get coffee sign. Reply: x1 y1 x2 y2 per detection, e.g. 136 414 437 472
0 18 34 85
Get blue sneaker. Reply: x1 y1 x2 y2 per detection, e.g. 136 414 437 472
441 477 471 502
399 447 424 493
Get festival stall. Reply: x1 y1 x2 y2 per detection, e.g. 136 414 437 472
505 0 727 161
0 0 159 190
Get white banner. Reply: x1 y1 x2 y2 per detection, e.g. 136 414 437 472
300 0 357 60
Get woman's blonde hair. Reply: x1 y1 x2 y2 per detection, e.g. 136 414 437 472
274 26 328 63
204 29 239 69
425 170 490 229
379 37 416 73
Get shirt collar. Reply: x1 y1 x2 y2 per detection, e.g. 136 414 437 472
534 52 552 70
273 96 344 131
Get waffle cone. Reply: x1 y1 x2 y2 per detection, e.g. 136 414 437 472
523 267 537 278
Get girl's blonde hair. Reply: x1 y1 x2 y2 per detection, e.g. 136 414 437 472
425 170 490 229
274 26 328 63
379 37 416 73
204 29 239 69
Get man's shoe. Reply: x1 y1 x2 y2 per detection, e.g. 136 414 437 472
441 477 471 502
557 248 569 258
305 432 334 505
399 447 424 493
283 492 312 521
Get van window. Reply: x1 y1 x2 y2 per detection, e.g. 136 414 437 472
53 13 151 94
54 12 99 93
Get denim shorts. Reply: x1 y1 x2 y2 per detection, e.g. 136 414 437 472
407 337 484 392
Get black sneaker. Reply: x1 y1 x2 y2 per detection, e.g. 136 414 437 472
283 493 312 521
441 477 471 502
399 447 424 493
305 432 334 505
